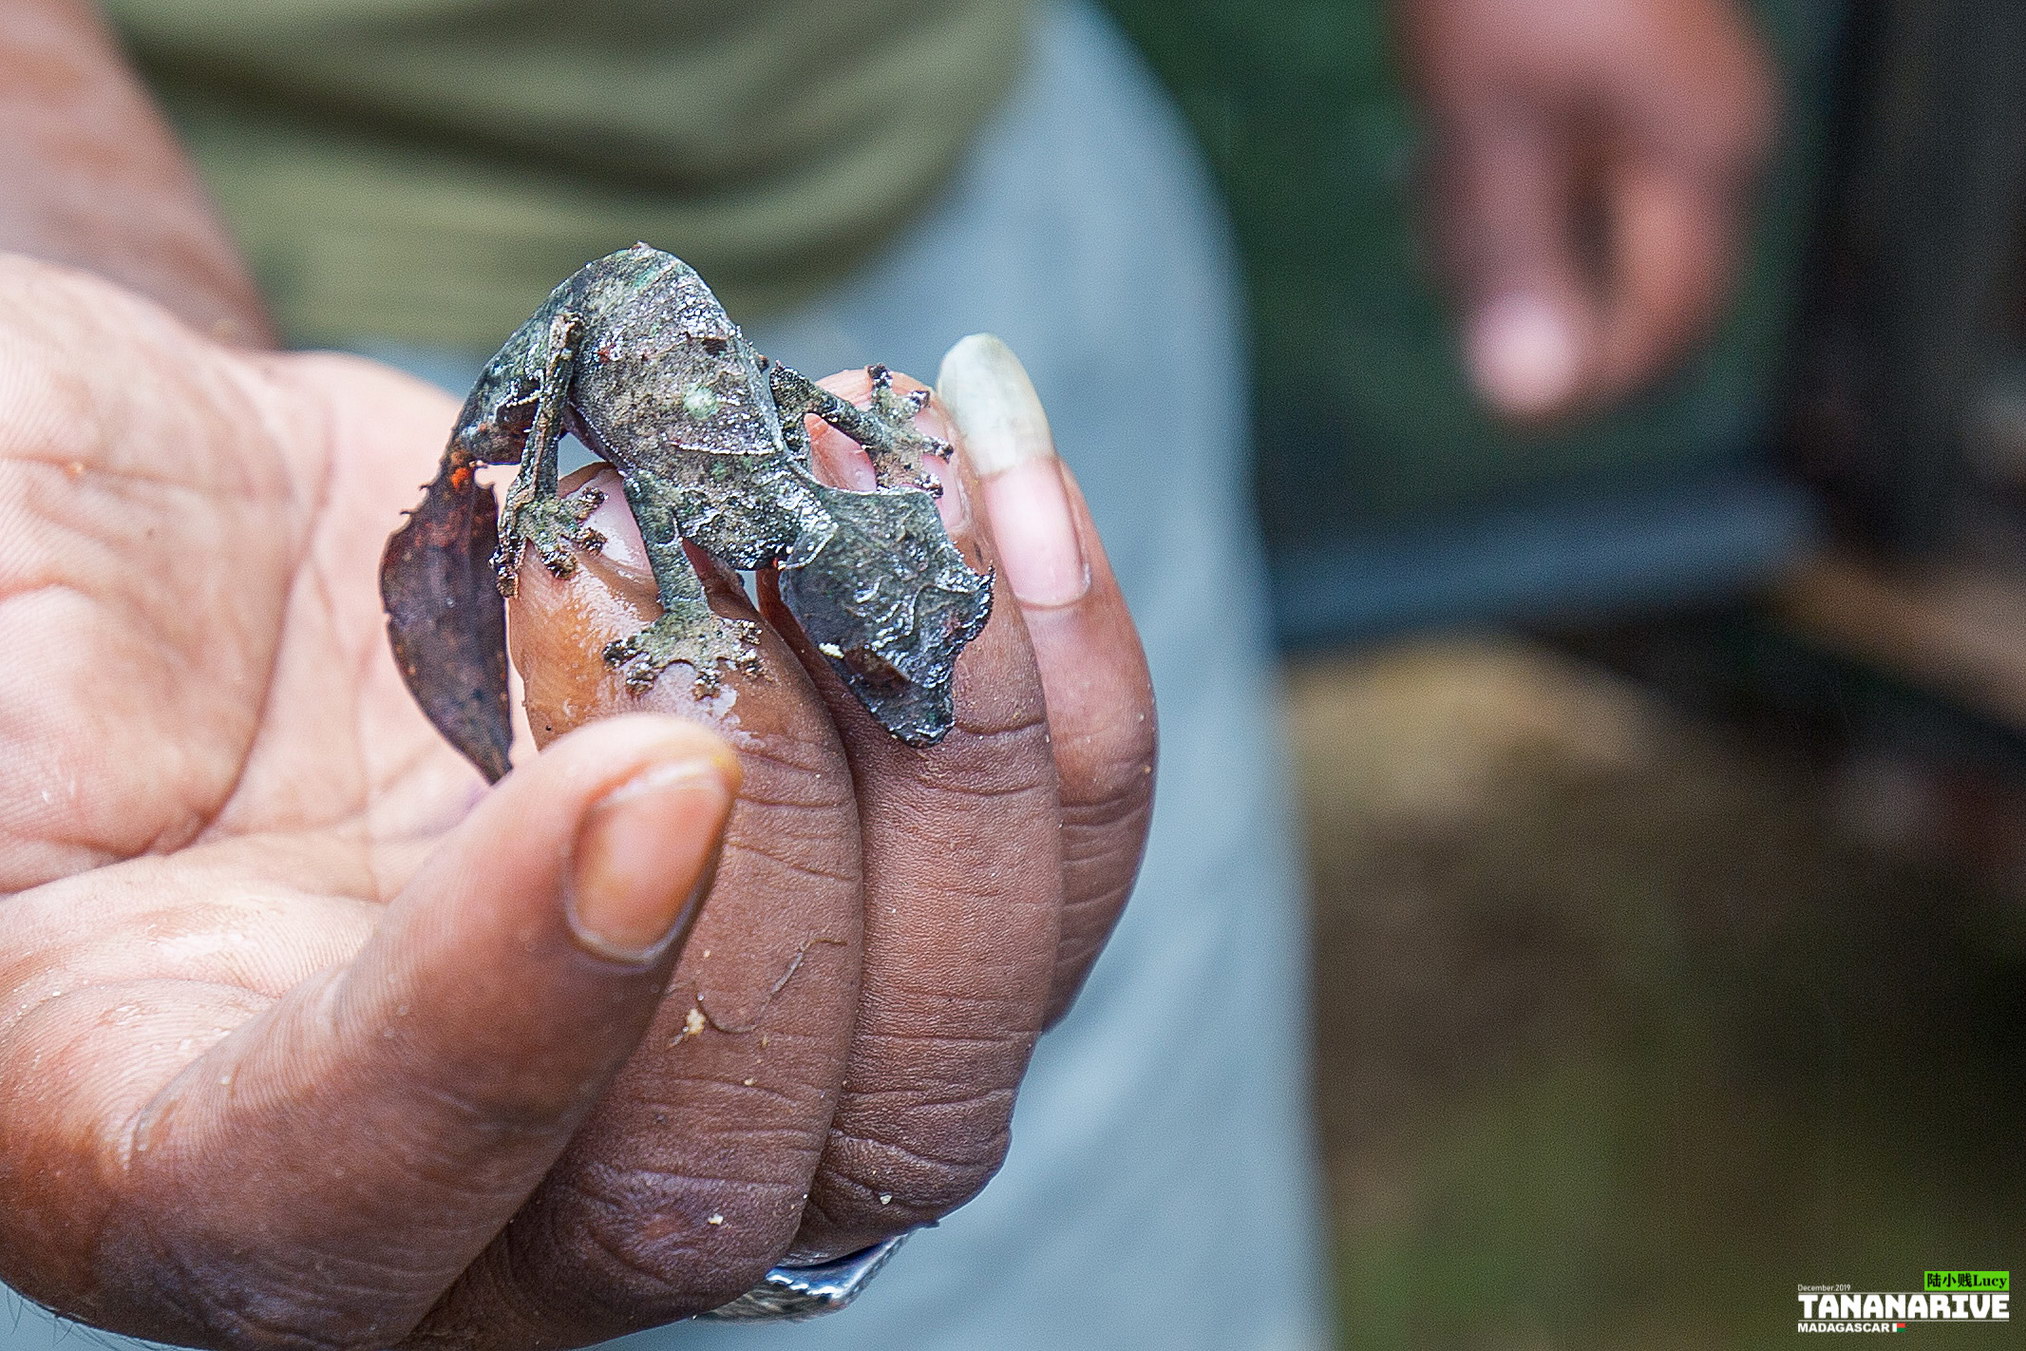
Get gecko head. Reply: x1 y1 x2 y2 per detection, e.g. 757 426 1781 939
452 394 537 463
451 353 543 464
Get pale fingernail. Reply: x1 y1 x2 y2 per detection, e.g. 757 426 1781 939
936 334 1089 607
568 755 734 964
807 413 879 492
1467 293 1580 416
579 469 649 574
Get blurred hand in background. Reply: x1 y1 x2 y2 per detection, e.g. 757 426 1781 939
1400 0 1778 421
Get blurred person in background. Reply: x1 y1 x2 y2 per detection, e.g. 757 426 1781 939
0 0 1772 1347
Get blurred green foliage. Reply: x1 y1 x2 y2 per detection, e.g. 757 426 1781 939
1099 0 1846 549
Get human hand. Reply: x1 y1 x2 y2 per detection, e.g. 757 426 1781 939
1399 0 1777 420
0 260 1154 1349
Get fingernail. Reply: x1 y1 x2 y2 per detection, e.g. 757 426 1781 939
568 756 734 963
936 334 1089 607
1467 294 1579 416
579 469 648 575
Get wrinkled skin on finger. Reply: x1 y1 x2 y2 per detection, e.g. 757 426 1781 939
0 255 1156 1351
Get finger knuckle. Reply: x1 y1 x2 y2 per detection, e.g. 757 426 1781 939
528 1164 808 1319
940 705 1053 781
1062 783 1154 849
572 1211 776 1317
817 1095 1016 1224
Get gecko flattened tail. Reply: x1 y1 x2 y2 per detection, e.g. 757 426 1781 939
778 479 993 746
380 444 514 783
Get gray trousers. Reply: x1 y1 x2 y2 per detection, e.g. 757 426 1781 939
1 5 1328 1349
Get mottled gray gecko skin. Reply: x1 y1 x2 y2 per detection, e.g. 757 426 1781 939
381 244 993 782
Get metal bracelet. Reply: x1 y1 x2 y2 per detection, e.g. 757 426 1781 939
696 1232 913 1322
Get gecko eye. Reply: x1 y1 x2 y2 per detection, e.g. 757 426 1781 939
490 400 538 435
697 335 730 356
455 395 537 457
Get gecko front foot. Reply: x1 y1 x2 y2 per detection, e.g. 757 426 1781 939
603 602 764 691
862 364 947 493
494 485 607 595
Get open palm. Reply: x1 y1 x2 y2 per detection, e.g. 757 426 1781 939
0 258 1154 1349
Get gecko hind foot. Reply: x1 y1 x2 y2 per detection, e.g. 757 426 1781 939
494 486 607 595
603 605 764 691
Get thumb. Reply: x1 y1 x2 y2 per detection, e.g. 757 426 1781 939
1431 113 1596 420
110 715 737 1349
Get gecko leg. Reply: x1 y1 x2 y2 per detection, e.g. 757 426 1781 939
493 310 607 596
602 470 764 690
768 362 947 493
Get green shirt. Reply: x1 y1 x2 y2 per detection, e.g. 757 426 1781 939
105 0 1029 348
